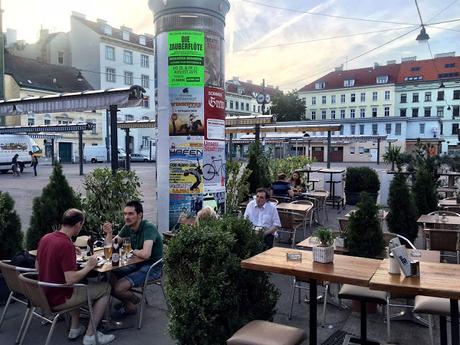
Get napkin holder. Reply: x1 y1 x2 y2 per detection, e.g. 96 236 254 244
391 245 419 277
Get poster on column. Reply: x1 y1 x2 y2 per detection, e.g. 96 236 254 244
168 31 204 87
204 34 224 88
169 87 204 136
203 140 226 193
169 138 204 194
169 194 203 230
204 86 225 140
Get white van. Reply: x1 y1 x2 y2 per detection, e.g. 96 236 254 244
0 135 41 173
84 145 126 163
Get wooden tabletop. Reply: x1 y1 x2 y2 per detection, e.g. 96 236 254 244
303 191 329 199
417 214 460 226
319 168 345 174
297 237 348 254
439 199 460 207
92 254 145 273
277 202 313 213
369 259 460 300
241 247 381 286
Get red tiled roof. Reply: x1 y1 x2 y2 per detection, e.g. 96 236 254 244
225 80 282 98
397 56 460 83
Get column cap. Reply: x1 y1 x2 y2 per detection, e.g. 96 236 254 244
149 0 230 23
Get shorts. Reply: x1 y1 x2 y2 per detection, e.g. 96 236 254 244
114 261 163 288
53 282 110 311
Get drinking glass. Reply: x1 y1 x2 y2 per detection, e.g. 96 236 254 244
123 238 132 258
103 240 112 260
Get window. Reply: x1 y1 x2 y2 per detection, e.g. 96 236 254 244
454 90 460 100
311 111 316 120
258 105 261 113
351 93 356 102
360 93 365 102
424 107 431 117
359 125 365 135
27 114 35 126
454 106 460 117
372 124 378 135
400 108 406 117
445 63 456 68
412 93 419 102
122 31 130 41
350 109 355 118
125 114 134 121
104 24 112 35
321 110 327 119
340 126 344 135
124 71 133 85
340 109 345 119
404 76 423 81
372 107 377 117
385 124 392 134
437 106 444 117
351 125 356 135
235 102 239 110
453 124 459 135
253 105 256 112
412 108 419 117
419 124 425 134
425 92 432 102
123 50 133 64
229 101 233 109
311 96 316 105
350 147 355 154
344 79 355 87
139 36 146 45
384 91 390 100
439 72 459 78
360 108 365 118
411 66 421 71
372 92 378 101
44 114 51 125
142 96 150 108
141 54 149 68
91 120 97 134
58 51 64 64
331 110 336 119
322 96 327 104
315 81 325 89
384 107 390 117
359 147 365 154
331 95 336 104
395 123 401 135
141 75 150 88
246 103 249 111
106 67 116 82
376 75 389 84
105 46 115 60
340 94 346 103
400 93 407 103
437 91 445 101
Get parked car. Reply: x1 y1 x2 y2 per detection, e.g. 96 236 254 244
130 153 150 162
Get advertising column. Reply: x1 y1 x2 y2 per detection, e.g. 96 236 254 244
149 0 230 232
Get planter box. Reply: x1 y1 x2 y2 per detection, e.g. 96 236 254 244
312 246 334 263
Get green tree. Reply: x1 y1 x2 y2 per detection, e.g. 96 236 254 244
81 168 142 237
0 192 23 259
165 216 279 345
247 142 271 194
387 173 418 244
383 146 402 171
225 161 251 215
268 156 312 181
26 163 81 249
270 90 306 122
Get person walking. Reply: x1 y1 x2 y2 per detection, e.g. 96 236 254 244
11 154 20 177
29 151 38 176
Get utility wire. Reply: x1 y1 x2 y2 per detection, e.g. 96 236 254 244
414 0 426 25
426 0 459 22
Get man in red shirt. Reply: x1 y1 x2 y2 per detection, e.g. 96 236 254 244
37 209 115 345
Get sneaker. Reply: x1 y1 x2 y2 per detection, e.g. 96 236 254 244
83 332 115 345
68 325 86 340
113 305 137 318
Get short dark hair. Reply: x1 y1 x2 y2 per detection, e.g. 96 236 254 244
255 188 269 199
126 200 143 214
62 208 85 226
277 173 287 180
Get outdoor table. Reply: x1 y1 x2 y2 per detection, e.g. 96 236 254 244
438 198 460 208
277 202 313 214
297 236 348 254
241 247 381 345
437 171 460 188
318 168 345 208
296 168 320 190
369 259 460 345
417 214 460 227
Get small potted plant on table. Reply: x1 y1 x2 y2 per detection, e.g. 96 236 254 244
312 227 334 263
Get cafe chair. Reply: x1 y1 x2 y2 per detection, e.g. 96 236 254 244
0 260 36 343
17 272 99 345
443 206 460 214
277 210 304 248
129 258 167 329
423 228 460 263
338 284 391 344
413 295 460 345
338 217 349 236
290 200 315 235
227 320 307 345
268 198 279 206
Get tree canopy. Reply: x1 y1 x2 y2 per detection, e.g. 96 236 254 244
270 90 306 122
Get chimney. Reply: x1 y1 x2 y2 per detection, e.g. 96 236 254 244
401 56 417 62
39 29 49 41
71 11 86 19
334 65 343 72
434 52 456 58
120 26 133 33
386 60 396 65
97 18 107 25
374 62 380 68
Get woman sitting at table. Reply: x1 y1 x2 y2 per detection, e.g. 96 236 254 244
290 171 306 193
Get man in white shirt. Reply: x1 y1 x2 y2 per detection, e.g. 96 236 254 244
244 188 281 248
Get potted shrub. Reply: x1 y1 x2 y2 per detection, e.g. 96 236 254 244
312 227 334 263
344 167 380 205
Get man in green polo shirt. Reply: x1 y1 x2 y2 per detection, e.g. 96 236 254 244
103 200 163 316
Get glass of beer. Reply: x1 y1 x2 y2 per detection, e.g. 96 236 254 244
104 240 112 260
123 238 132 258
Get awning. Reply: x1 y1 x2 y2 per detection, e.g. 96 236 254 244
0 123 94 134
117 120 156 129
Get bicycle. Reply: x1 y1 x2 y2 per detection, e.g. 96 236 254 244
203 156 224 181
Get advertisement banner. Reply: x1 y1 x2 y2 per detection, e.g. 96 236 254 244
169 194 203 230
203 140 225 193
168 31 205 87
169 138 204 194
169 87 204 136
204 34 224 88
204 86 225 140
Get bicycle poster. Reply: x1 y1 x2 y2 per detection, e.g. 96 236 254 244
203 140 225 193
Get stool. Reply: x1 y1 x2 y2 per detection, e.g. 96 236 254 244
414 295 460 345
227 320 307 345
307 178 319 191
338 285 390 344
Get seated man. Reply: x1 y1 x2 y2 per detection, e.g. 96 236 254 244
36 209 114 345
103 200 163 316
271 173 294 198
244 188 281 249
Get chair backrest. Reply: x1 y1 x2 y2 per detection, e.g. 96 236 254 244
278 210 297 229
338 218 349 234
0 260 35 295
443 206 460 214
18 272 53 312
291 199 315 207
424 228 460 252
268 198 279 206
428 210 460 217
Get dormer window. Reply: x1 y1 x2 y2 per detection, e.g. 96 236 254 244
139 36 146 45
122 31 130 41
344 79 355 87
315 81 325 89
376 75 388 84
104 25 112 35
237 87 244 95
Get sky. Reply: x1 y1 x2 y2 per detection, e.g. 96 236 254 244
3 0 460 91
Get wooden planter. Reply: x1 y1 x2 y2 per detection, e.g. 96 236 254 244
312 246 334 263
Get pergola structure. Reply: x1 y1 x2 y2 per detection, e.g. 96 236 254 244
0 85 145 175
